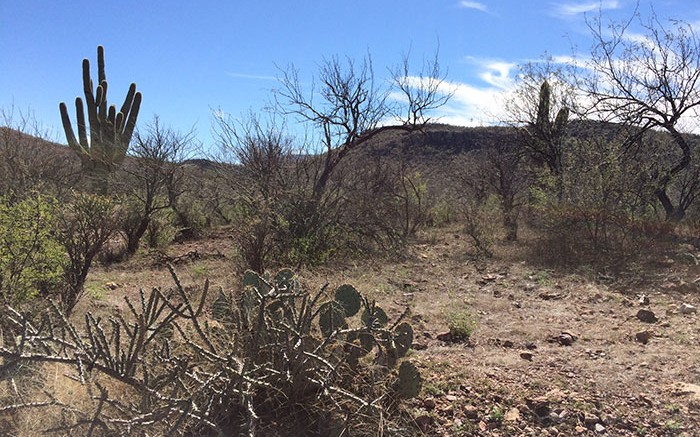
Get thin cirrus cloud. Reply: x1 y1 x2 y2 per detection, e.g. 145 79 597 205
226 72 278 81
551 0 619 17
458 1 488 12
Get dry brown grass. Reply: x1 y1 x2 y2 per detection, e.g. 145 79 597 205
3 223 700 435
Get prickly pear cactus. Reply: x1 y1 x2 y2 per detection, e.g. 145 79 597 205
318 301 348 337
393 322 414 358
361 304 388 329
394 360 421 399
334 284 361 316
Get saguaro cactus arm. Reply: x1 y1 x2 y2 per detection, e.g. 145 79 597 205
59 45 142 174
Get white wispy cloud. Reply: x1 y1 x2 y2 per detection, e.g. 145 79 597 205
226 72 278 81
459 1 488 12
551 0 619 17
390 57 519 126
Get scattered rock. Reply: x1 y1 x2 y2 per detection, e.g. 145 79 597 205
550 331 577 346
635 330 653 344
584 412 601 427
525 342 537 350
670 382 700 400
445 394 458 402
595 423 607 433
504 407 521 422
638 294 650 305
413 342 428 351
104 282 119 290
539 291 563 300
414 414 433 431
520 351 534 361
526 395 550 417
636 309 658 323
680 303 697 314
464 405 479 420
422 398 437 410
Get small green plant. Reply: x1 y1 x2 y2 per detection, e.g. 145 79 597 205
489 406 504 424
0 194 65 305
664 419 683 432
448 310 477 341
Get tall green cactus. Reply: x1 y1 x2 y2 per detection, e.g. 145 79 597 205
59 45 141 178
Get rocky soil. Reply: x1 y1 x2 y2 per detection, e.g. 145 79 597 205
87 226 700 436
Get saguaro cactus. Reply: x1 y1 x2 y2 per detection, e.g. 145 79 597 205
59 45 141 177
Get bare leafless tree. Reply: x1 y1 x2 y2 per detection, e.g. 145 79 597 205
275 51 452 200
117 116 195 255
584 8 700 220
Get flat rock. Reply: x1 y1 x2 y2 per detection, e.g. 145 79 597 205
464 405 479 420
504 407 521 422
520 350 534 361
636 309 658 323
680 303 697 314
635 330 653 344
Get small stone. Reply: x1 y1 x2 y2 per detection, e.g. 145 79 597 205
557 332 577 346
436 332 452 342
414 414 433 431
680 303 697 314
636 309 658 323
575 425 587 433
520 351 534 361
638 294 650 305
505 407 521 422
464 405 479 420
422 398 437 410
635 330 653 344
445 394 458 402
548 411 561 423
526 396 550 417
413 342 428 351
595 423 606 433
104 282 119 290
584 412 600 426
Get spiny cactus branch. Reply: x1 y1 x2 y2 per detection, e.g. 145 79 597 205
59 45 142 179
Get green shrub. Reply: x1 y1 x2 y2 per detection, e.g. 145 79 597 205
145 208 179 248
448 310 477 341
0 194 65 304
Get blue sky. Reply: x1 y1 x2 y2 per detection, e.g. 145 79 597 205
1 1 698 148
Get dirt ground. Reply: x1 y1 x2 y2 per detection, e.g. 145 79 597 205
83 226 700 436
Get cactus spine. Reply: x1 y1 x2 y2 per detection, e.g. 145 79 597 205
59 45 141 178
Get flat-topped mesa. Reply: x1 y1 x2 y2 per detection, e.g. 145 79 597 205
59 45 141 178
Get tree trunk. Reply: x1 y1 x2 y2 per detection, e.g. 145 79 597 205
657 188 685 222
127 217 150 255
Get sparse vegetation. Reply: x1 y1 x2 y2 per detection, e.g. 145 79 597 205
3 7 700 435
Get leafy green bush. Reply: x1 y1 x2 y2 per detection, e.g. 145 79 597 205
0 195 65 304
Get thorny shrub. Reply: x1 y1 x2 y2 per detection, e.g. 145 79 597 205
0 268 421 436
